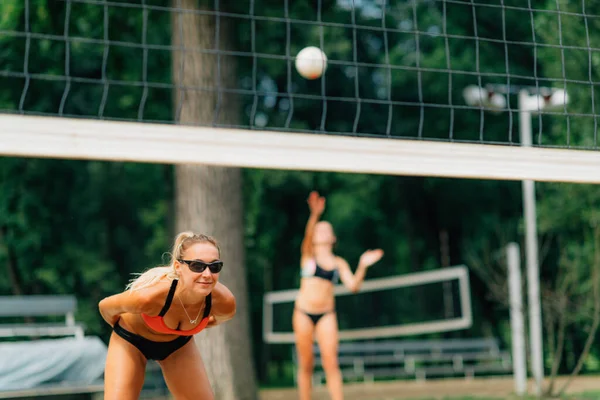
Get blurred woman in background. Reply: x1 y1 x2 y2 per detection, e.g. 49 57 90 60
293 191 384 400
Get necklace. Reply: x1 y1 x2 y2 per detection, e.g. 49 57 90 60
177 294 203 324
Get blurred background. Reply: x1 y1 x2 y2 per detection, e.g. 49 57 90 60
1 1 600 399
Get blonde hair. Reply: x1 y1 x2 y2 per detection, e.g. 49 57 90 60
126 231 220 292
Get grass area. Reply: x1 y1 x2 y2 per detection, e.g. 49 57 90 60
260 375 600 400
399 392 600 400
402 398 505 400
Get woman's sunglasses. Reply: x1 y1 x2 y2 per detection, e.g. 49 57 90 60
178 259 224 273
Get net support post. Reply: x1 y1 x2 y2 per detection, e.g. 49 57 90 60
262 297 273 344
507 242 527 396
519 89 544 396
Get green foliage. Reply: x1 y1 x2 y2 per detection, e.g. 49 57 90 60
532 1 600 380
1 0 599 387
0 158 172 340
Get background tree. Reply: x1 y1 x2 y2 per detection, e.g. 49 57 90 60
171 0 257 398
0 0 599 389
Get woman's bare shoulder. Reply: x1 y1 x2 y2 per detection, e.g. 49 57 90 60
128 278 175 309
335 255 350 268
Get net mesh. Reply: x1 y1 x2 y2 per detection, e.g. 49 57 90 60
0 0 598 149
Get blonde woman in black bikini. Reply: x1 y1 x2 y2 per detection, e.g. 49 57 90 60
293 191 384 400
98 232 236 400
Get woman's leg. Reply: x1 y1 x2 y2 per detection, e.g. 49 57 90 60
103 331 148 400
158 338 214 400
315 313 343 400
293 309 317 400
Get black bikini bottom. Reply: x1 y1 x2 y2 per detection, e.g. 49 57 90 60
113 321 192 361
295 308 335 326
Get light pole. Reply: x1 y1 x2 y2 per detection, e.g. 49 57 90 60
463 84 569 396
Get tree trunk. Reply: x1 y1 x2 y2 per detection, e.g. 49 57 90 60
0 225 24 295
546 297 567 396
171 1 258 399
439 229 454 319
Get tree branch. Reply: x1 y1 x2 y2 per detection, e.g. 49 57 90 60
557 225 600 396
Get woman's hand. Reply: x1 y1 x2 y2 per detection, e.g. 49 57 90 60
205 315 219 328
307 191 326 216
98 306 121 328
359 249 384 268
205 282 236 329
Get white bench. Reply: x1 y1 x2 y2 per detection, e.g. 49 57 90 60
0 295 103 398
293 338 512 386
0 296 171 399
0 296 85 340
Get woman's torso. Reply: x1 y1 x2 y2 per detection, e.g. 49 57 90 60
295 255 340 313
118 280 210 342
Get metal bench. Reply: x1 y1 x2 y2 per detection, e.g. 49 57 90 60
0 295 101 398
292 338 512 386
0 295 171 399
0 382 105 399
0 296 85 340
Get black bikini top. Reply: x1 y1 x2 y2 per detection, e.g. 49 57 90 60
300 259 339 284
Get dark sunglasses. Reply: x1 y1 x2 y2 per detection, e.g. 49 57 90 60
178 259 223 273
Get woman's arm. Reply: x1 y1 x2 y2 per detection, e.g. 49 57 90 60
205 282 236 328
300 191 326 259
336 249 384 293
98 284 165 327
